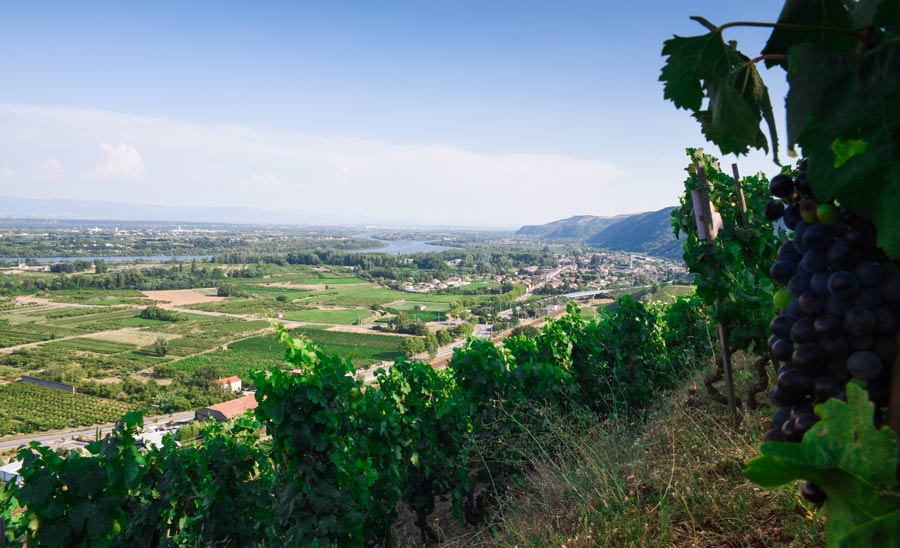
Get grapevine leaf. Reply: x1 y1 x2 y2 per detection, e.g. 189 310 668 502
788 39 900 257
830 137 868 167
853 0 900 32
661 32 778 158
762 0 856 68
661 32 734 111
744 383 900 546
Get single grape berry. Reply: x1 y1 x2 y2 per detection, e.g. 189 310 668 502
769 174 795 198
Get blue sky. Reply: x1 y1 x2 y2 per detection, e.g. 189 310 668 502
0 1 790 227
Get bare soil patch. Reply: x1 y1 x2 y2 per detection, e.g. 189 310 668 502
142 289 224 307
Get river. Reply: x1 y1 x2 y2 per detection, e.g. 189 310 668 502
355 233 460 254
3 255 215 264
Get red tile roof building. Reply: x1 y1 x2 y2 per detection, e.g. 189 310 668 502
195 394 258 422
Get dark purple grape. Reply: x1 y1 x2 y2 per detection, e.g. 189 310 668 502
770 337 794 361
844 307 876 336
821 337 850 358
800 250 828 273
777 369 813 396
771 314 796 339
828 271 861 299
783 206 802 230
787 298 805 318
772 406 791 429
765 199 786 221
847 351 882 380
778 241 803 262
825 295 852 318
792 344 825 374
788 274 811 296
794 412 819 433
802 223 833 251
769 174 795 198
827 358 851 383
813 376 841 402
769 386 807 406
855 261 883 287
853 287 882 309
798 291 825 315
795 172 812 196
771 260 797 286
801 481 827 506
827 238 861 270
765 428 788 442
852 334 875 351
813 315 842 339
791 316 817 343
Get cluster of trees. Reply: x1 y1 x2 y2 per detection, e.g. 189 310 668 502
0 262 269 296
139 305 181 322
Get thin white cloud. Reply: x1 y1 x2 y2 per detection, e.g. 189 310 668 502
93 142 144 178
0 103 633 226
37 158 62 177
249 172 277 186
0 167 15 178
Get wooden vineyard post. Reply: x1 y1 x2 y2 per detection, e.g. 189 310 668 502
693 161 737 419
732 163 748 227
891 333 900 441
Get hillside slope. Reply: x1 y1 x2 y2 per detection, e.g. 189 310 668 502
586 206 682 260
516 214 626 240
518 207 683 261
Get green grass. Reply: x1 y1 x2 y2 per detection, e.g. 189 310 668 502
282 308 373 324
466 356 824 548
294 326 403 367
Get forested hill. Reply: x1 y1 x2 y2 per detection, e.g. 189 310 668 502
518 207 683 261
516 214 627 239
586 207 681 260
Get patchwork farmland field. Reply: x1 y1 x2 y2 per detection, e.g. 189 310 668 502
0 382 135 435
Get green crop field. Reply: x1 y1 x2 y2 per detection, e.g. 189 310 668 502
294 326 403 367
170 335 286 380
294 277 367 285
282 308 373 324
0 382 135 435
385 300 451 311
42 338 137 355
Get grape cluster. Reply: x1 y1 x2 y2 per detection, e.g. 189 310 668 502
764 161 898 506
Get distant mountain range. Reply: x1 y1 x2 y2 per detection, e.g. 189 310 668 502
0 196 325 225
517 207 683 261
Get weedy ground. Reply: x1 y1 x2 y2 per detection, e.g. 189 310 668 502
398 354 824 547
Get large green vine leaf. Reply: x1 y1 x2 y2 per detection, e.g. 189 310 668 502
761 0 856 68
787 37 900 258
661 31 778 159
744 383 900 547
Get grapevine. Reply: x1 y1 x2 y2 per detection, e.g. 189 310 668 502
661 1 900 545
